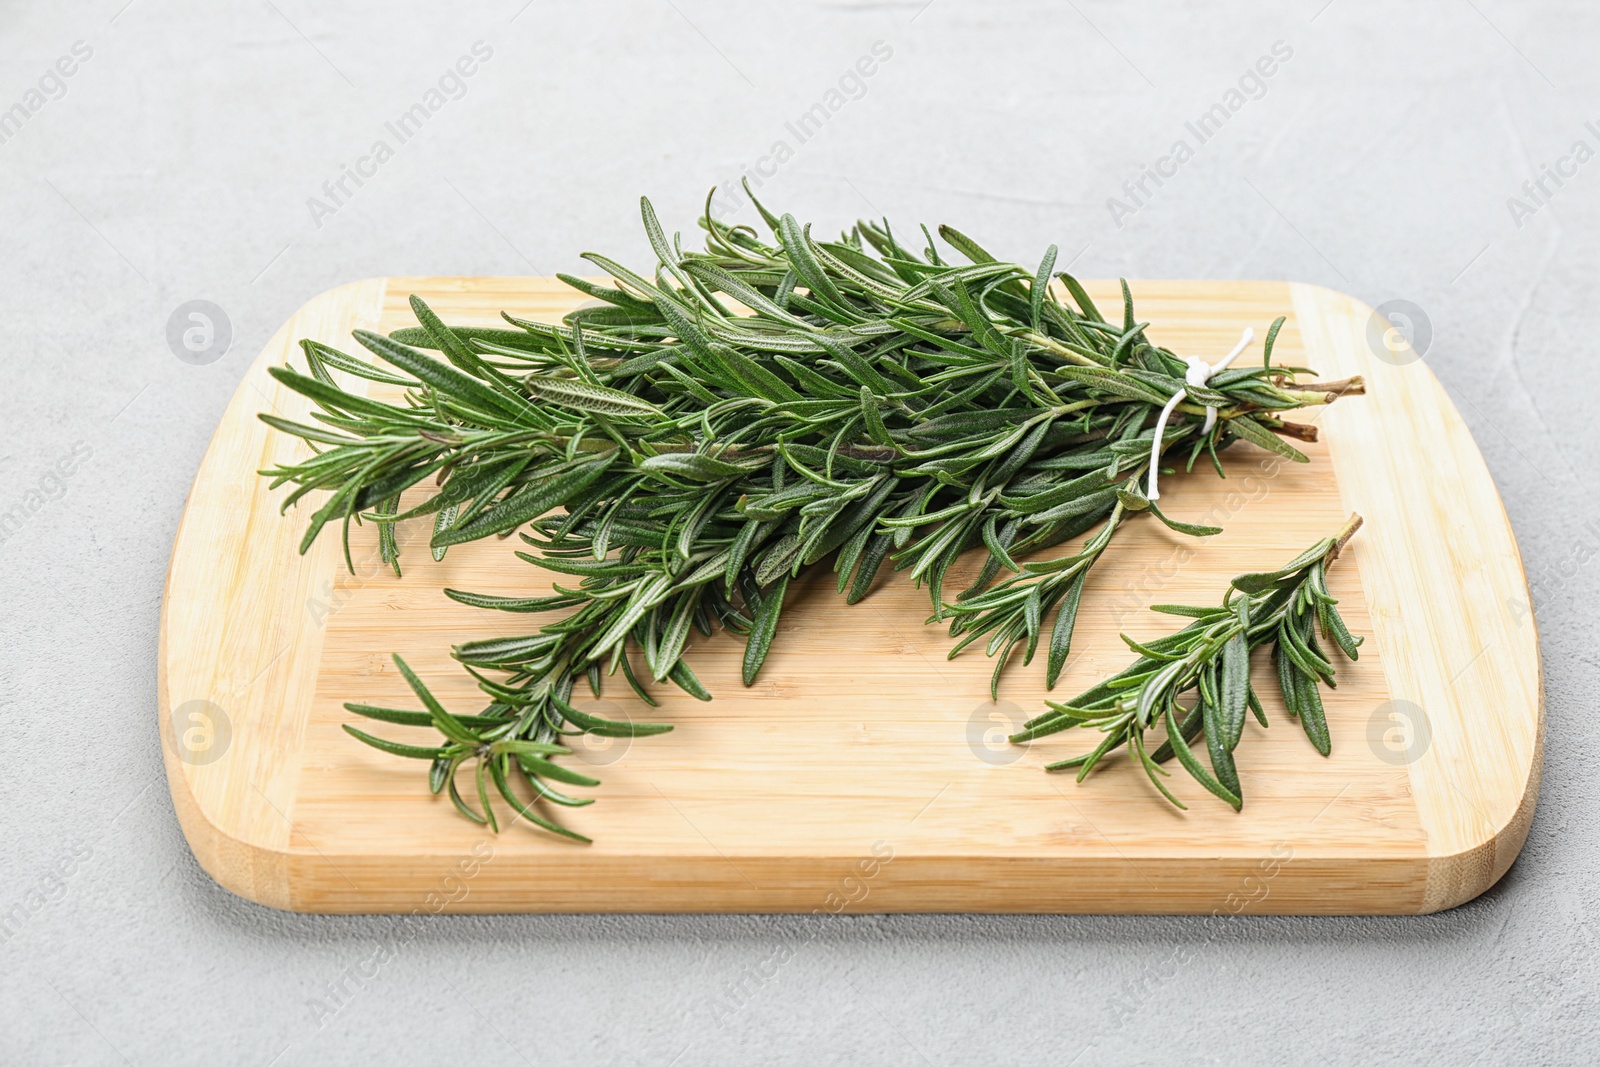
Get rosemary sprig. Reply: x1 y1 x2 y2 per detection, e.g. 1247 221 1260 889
258 187 1365 837
1009 515 1364 810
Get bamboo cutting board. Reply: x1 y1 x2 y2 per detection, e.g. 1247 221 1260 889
159 277 1542 914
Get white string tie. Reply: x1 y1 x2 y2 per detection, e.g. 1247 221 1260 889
1145 327 1254 501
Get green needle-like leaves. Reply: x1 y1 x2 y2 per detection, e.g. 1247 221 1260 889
1011 515 1365 810
258 187 1366 838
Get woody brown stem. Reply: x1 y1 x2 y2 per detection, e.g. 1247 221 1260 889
1268 420 1319 442
1330 513 1364 559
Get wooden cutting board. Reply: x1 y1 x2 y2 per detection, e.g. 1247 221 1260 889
159 277 1542 914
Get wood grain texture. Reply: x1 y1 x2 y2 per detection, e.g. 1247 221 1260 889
159 277 1542 914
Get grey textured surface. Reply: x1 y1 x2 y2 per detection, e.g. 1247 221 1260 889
1 1 1595 1063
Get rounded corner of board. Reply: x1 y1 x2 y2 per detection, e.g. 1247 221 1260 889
291 276 393 320
165 770 298 912
158 710 298 913
1285 280 1377 317
1418 716 1544 915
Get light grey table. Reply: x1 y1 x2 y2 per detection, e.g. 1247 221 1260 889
2 1 1595 1063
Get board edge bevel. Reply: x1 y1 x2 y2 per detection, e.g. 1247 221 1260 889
1290 281 1544 913
159 277 392 911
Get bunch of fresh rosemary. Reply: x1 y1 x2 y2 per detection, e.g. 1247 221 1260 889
1010 516 1364 809
260 188 1364 838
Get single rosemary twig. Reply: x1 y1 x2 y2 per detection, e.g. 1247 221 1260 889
258 187 1365 837
1009 515 1364 810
